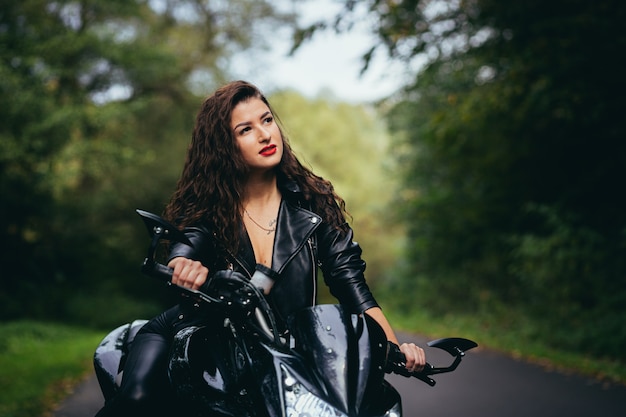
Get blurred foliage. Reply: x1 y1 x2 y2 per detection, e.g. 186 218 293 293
0 0 398 330
314 0 626 360
0 0 295 327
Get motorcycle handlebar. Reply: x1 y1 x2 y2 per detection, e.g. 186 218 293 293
141 258 219 305
143 260 174 282
385 341 435 386
386 338 477 386
141 253 284 345
388 360 438 386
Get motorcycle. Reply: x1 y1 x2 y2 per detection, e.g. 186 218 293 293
94 209 478 416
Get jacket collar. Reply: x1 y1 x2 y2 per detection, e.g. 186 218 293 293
236 198 321 277
278 177 304 202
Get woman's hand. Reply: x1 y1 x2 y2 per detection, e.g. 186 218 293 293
364 307 427 372
168 257 209 290
399 342 426 372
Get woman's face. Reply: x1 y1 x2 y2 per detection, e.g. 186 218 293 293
231 97 283 173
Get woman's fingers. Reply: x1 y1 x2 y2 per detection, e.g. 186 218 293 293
399 342 426 372
168 257 209 290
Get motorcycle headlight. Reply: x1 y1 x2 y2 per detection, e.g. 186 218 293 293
281 365 348 417
384 401 402 417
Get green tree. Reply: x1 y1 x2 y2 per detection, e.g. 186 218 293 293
0 0 294 326
306 0 626 358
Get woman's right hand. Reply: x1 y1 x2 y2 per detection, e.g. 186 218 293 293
168 257 209 290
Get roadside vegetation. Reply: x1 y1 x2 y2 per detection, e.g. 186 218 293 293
0 321 104 417
387 308 626 386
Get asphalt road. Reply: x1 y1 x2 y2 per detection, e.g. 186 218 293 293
53 333 626 417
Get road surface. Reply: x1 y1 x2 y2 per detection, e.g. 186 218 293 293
53 333 626 417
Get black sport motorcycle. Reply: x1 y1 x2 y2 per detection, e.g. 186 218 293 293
94 210 477 416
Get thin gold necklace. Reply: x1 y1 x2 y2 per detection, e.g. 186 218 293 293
244 209 276 235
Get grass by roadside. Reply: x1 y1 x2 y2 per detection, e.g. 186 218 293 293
385 307 626 386
0 321 105 417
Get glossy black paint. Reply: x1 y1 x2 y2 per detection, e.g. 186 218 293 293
163 304 401 416
290 305 391 415
93 320 148 401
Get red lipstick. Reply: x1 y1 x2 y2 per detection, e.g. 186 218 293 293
260 145 277 156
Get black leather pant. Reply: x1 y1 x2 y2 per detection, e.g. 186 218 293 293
94 304 202 417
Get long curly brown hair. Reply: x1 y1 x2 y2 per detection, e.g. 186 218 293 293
163 80 348 252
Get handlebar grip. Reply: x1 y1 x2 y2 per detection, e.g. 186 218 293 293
141 260 174 282
142 259 219 305
153 262 174 281
386 341 436 386
389 360 436 386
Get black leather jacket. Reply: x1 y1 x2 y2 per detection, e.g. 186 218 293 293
168 182 379 328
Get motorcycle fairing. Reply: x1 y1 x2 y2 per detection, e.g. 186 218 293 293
165 304 401 417
93 319 148 401
256 342 327 417
289 304 390 416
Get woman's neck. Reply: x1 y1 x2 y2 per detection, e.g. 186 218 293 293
243 172 281 210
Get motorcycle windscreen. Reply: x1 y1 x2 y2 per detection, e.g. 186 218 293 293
289 304 388 415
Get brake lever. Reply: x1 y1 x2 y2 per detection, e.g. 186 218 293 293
385 338 477 386
393 363 437 386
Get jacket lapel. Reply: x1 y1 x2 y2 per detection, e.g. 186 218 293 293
272 200 321 275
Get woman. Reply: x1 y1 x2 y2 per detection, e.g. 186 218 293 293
95 80 425 416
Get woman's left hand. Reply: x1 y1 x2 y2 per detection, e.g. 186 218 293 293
399 342 426 372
